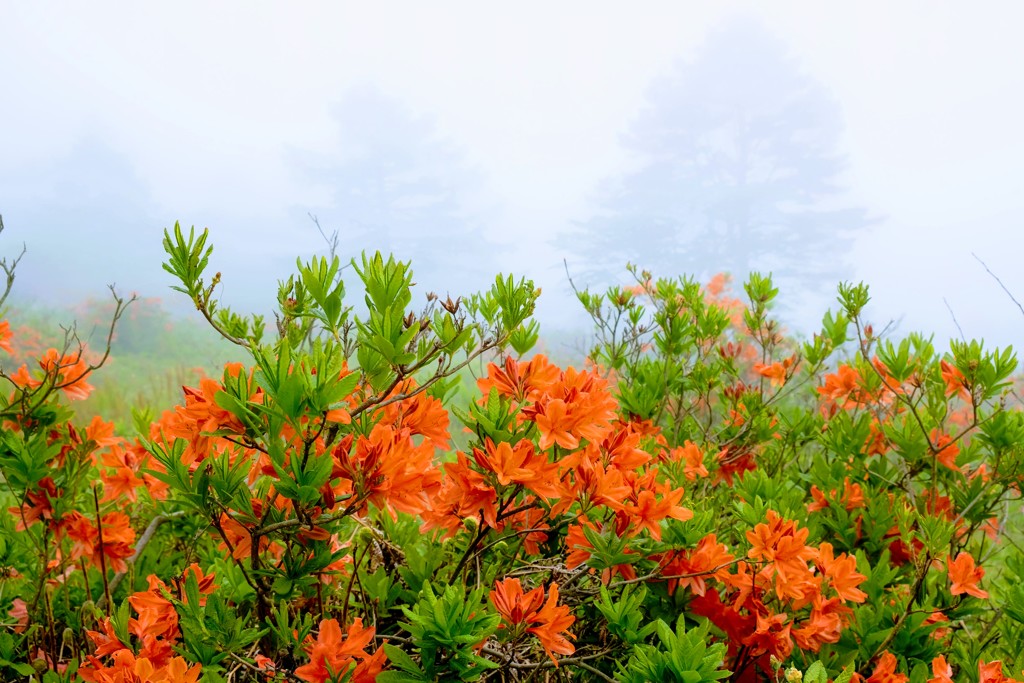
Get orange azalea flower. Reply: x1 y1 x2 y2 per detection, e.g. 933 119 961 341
672 440 708 480
471 439 562 499
491 577 547 626
753 361 787 388
497 504 550 555
817 364 864 408
8 363 42 391
807 485 830 512
38 348 95 401
478 354 559 404
746 511 818 601
715 445 757 485
528 583 576 665
377 379 450 449
742 611 792 660
754 356 795 389
490 578 575 666
334 423 442 518
218 511 270 561
928 656 954 683
947 552 988 599
79 650 201 683
689 587 757 649
86 416 122 449
867 651 908 683
522 364 617 450
864 419 889 456
534 398 578 450
809 478 866 514
9 477 60 530
923 610 951 641
569 460 630 514
564 521 596 571
421 452 499 536
61 511 136 574
156 371 253 467
85 617 127 658
294 618 382 683
978 660 1020 683
660 534 734 596
99 444 146 503
620 488 692 541
940 360 970 401
869 357 905 400
842 478 866 510
792 595 851 652
596 424 651 470
929 429 961 472
129 576 180 642
0 320 13 354
818 542 867 603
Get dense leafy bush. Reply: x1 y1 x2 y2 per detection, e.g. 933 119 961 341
2 225 1024 682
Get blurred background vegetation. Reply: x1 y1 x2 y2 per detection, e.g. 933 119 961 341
0 293 591 434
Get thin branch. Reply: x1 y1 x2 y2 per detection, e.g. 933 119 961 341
309 213 344 270
480 644 617 679
0 214 27 310
943 297 966 343
973 252 1024 318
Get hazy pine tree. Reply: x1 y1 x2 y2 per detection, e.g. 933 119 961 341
569 17 871 300
301 86 489 295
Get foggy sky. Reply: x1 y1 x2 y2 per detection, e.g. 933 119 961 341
2 2 1024 352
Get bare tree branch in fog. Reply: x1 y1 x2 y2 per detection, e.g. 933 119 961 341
0 214 27 309
973 252 1024 319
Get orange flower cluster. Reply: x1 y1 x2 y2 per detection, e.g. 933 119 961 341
86 416 169 503
425 359 692 552
817 364 867 411
322 378 449 519
947 552 988 599
0 319 12 354
154 364 255 468
494 357 618 451
866 654 1024 683
753 355 797 388
60 510 135 573
939 360 970 401
294 618 386 683
80 566 213 682
807 477 865 513
9 347 95 401
490 578 575 665
688 511 867 670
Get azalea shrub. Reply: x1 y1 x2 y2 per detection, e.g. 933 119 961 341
2 224 1024 682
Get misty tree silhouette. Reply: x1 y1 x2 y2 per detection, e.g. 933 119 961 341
568 18 871 298
301 86 487 294
1 139 164 304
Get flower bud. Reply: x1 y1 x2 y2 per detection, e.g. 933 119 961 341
785 668 803 683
